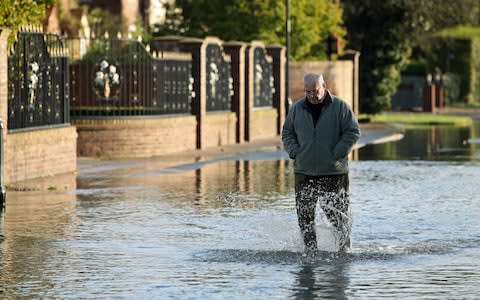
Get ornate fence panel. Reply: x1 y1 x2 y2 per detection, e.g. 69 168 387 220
206 43 233 111
253 46 274 108
68 37 193 117
8 30 70 130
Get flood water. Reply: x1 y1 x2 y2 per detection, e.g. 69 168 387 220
1 123 480 299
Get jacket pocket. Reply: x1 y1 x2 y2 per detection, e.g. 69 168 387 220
333 157 348 173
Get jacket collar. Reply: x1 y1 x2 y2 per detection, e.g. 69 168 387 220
301 90 333 109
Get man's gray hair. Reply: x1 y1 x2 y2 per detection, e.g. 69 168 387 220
304 72 325 85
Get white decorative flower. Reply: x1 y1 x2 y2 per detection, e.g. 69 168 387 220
112 73 120 85
29 73 38 87
95 71 105 86
99 60 109 71
209 63 219 97
31 62 39 73
28 61 40 104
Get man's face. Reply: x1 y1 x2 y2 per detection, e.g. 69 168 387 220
304 81 326 104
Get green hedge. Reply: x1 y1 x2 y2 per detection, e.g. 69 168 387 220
428 26 480 104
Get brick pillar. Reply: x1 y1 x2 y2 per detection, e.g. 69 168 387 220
0 29 9 125
435 82 444 108
224 41 247 143
244 44 253 142
341 50 360 115
423 76 436 113
179 38 206 149
0 28 10 207
266 44 286 134
245 42 268 141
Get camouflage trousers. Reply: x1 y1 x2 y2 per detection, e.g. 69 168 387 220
295 173 351 251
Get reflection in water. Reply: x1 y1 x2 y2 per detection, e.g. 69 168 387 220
193 160 293 207
357 124 480 161
1 190 78 297
76 158 295 209
292 259 349 300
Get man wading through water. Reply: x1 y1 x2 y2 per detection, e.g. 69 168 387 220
282 72 360 255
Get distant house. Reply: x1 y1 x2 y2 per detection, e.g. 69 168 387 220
44 0 174 36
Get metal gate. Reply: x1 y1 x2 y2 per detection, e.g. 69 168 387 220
8 30 70 130
68 37 193 117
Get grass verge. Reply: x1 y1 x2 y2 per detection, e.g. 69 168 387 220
359 112 473 127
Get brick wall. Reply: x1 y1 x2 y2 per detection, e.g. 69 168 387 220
4 126 77 183
201 112 237 148
250 108 278 141
73 115 197 158
290 61 355 108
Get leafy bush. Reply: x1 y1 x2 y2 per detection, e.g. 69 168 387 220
442 73 461 105
0 0 56 45
428 26 480 104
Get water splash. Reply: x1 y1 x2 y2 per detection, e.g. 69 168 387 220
297 182 352 253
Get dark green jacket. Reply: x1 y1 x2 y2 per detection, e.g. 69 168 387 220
281 92 360 176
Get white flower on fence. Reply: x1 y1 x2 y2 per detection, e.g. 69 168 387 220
254 63 263 97
189 76 195 99
209 62 219 97
28 61 40 106
228 76 234 97
94 59 120 99
270 75 276 95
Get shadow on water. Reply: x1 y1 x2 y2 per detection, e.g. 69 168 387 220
192 244 458 300
193 242 456 266
191 249 349 299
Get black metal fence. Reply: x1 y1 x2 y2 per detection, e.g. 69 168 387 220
7 31 276 127
8 31 70 130
206 44 232 111
67 37 193 117
253 46 274 107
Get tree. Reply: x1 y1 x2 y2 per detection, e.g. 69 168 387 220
88 7 126 38
410 1 480 62
153 0 345 61
0 0 56 43
289 0 345 60
342 0 426 113
342 0 480 113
